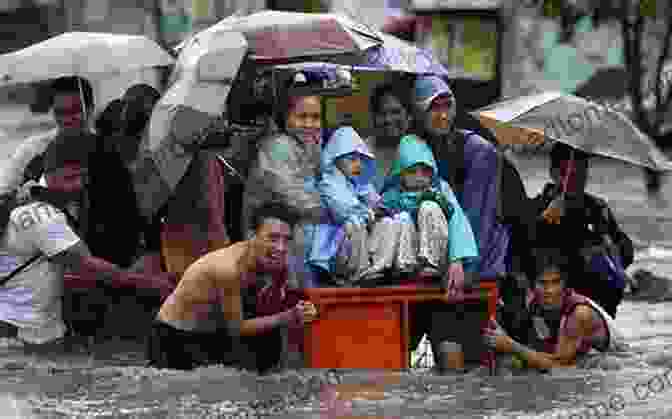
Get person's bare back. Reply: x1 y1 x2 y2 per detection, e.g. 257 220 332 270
147 202 318 371
157 242 247 332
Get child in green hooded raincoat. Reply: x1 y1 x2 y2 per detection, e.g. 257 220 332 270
365 134 479 280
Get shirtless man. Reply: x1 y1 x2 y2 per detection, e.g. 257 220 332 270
484 249 625 371
148 202 318 371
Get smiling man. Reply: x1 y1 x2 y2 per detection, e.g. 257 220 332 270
149 202 318 372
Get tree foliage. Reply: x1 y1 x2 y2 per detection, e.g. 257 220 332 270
522 0 672 193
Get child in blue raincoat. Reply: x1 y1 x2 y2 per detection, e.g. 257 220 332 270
371 134 479 281
306 126 382 284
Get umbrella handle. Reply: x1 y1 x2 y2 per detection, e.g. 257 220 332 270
560 149 576 198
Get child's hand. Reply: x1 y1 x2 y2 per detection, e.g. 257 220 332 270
344 222 355 239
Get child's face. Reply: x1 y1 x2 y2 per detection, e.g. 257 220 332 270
335 154 363 178
400 164 433 191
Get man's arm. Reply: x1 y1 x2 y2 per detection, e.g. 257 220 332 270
485 313 589 371
20 202 176 297
212 263 297 338
50 241 176 296
240 310 297 336
513 306 595 369
485 321 565 370
552 305 595 365
49 241 124 284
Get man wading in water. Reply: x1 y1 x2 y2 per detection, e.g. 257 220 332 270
148 202 318 371
484 249 625 371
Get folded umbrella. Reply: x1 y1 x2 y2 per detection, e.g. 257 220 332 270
132 31 248 219
472 91 672 171
0 32 174 87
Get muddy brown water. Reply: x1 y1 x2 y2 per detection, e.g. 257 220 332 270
3 121 672 417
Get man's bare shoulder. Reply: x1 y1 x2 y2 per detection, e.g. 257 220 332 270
572 305 595 324
197 242 247 278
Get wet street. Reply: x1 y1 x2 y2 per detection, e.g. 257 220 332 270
2 105 672 417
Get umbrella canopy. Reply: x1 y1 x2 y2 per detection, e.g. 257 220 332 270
472 91 672 171
0 32 174 87
132 31 248 219
363 32 449 76
175 10 382 62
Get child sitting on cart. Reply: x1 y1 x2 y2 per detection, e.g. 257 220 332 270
373 134 479 285
308 130 478 287
306 126 382 284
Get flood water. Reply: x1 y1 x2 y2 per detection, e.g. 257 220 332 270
2 115 672 417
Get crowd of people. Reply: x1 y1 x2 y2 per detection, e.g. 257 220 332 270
0 68 634 374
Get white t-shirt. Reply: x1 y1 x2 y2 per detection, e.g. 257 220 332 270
0 201 80 343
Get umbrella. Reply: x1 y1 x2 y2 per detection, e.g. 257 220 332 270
472 91 672 171
0 32 174 87
174 10 382 62
363 32 449 76
381 14 420 36
132 31 248 219
266 32 450 77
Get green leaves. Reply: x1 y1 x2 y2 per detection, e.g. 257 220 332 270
640 0 659 19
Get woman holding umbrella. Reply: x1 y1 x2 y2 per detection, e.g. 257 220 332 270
242 71 327 289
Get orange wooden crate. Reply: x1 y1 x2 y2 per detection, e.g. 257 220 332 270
303 280 498 369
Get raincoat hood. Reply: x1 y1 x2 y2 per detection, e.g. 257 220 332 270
307 126 379 274
321 126 376 186
389 134 440 186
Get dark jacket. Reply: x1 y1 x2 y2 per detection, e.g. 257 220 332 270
85 134 145 267
456 111 537 278
531 183 634 284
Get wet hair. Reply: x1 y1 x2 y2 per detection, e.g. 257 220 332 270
550 143 590 169
95 99 124 137
369 81 413 116
532 248 571 284
121 84 161 135
50 76 94 113
122 83 161 105
251 202 298 233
